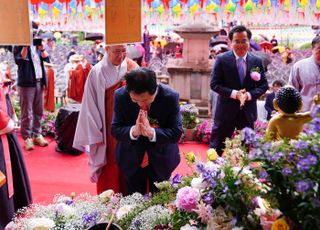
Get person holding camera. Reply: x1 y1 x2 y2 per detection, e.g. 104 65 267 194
13 38 50 151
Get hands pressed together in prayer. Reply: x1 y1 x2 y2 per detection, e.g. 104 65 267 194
132 109 154 139
236 89 248 107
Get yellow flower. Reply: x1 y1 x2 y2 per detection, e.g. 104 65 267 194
271 218 290 230
185 152 196 163
207 148 218 161
70 192 76 199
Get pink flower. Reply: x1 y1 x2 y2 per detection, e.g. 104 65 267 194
251 71 261 81
176 186 200 212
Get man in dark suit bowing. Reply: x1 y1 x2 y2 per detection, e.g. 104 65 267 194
210 25 268 155
111 68 182 194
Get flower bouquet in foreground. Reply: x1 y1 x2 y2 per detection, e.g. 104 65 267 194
241 105 320 230
8 106 320 229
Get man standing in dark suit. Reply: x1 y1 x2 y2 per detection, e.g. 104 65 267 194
210 25 268 155
112 68 182 194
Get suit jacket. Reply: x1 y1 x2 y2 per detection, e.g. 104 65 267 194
265 92 275 120
111 84 183 179
210 51 268 123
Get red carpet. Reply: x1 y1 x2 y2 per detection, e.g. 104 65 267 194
19 135 209 204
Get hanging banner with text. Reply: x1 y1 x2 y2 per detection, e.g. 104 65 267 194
105 0 141 45
0 0 31 45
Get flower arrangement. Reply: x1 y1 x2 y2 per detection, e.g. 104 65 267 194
8 106 320 230
195 119 212 143
180 103 199 129
243 106 320 229
41 111 56 137
10 193 107 229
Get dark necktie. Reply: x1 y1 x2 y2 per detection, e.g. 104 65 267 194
237 57 245 84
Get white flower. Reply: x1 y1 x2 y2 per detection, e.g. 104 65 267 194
99 189 114 203
55 203 74 217
180 224 198 230
26 217 55 230
271 140 284 149
289 139 298 147
232 166 241 174
191 177 205 190
55 195 73 204
225 140 232 148
233 148 244 156
116 205 134 220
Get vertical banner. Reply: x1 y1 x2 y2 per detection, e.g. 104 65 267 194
105 0 141 45
0 0 31 45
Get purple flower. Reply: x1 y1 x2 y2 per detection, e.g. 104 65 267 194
65 200 74 205
311 198 320 208
134 220 141 228
259 170 268 179
310 105 320 118
297 158 311 171
282 167 292 177
307 155 317 165
262 143 272 151
271 152 285 161
202 191 214 205
249 149 262 159
82 211 98 225
241 127 254 144
288 152 297 161
215 157 226 165
310 117 320 132
231 217 237 226
223 185 228 193
295 180 312 193
311 145 320 155
294 141 308 150
196 163 218 186
172 174 182 186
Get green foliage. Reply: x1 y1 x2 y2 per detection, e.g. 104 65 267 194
11 95 21 120
78 40 94 45
299 42 312 50
170 210 199 230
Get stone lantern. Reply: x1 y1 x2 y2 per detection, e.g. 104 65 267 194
166 22 219 107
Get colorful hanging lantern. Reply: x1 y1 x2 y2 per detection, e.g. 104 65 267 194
160 0 170 9
244 0 254 11
30 0 40 5
42 0 55 4
224 0 236 13
317 0 320 10
172 4 183 16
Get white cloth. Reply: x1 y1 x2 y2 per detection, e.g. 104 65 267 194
257 100 268 121
289 56 320 112
30 46 42 79
73 54 128 182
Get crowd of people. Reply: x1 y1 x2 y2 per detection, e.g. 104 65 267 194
0 24 320 229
